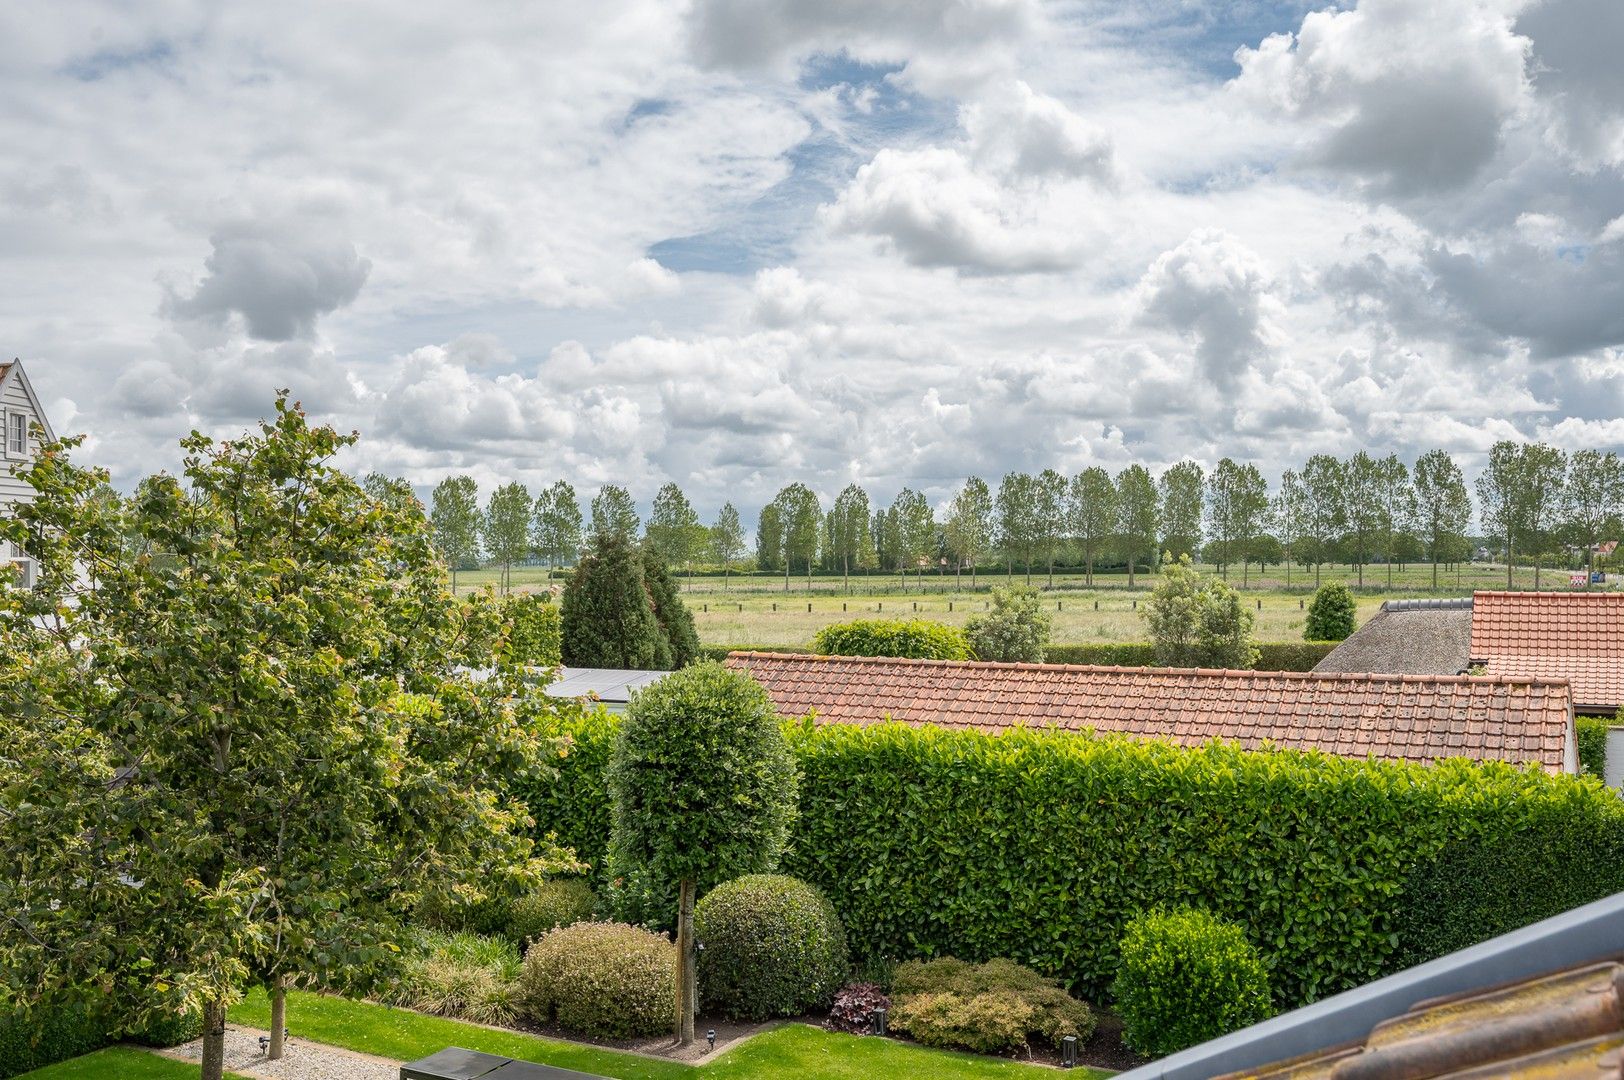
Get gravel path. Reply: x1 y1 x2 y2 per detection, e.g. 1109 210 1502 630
160 1025 399 1080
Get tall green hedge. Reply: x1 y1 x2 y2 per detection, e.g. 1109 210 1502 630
0 999 107 1079
812 619 974 660
1577 715 1609 779
521 713 1624 1009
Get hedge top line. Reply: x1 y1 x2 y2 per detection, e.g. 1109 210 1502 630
723 651 1576 773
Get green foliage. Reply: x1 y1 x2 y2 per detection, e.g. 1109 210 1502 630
499 592 563 669
608 661 798 897
507 880 598 946
561 531 666 669
813 618 974 660
0 999 107 1079
519 922 675 1039
1578 716 1610 778
128 1007 204 1049
964 585 1051 663
642 546 700 668
430 474 482 583
890 958 1095 1055
523 712 1624 1012
1112 909 1272 1057
0 397 573 1054
590 485 640 543
1306 582 1357 641
484 482 533 592
1144 555 1259 669
1040 642 1335 671
695 875 849 1020
510 707 618 887
385 931 523 1026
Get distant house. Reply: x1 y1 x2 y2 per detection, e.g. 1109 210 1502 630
0 360 57 586
1313 598 1474 678
725 652 1577 773
543 666 669 714
1114 889 1624 1080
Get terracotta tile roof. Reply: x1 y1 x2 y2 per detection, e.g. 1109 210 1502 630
1220 961 1624 1079
1471 590 1624 712
725 652 1575 773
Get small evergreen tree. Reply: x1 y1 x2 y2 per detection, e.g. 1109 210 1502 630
560 532 664 669
1306 582 1357 641
642 545 699 669
964 584 1051 662
607 663 797 1046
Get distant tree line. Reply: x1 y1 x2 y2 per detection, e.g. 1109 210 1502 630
410 442 1624 592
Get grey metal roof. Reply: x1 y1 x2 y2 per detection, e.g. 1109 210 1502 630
544 667 668 704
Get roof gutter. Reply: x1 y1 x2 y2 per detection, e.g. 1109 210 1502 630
1111 888 1624 1080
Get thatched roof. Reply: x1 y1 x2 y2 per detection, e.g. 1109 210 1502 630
1312 598 1474 677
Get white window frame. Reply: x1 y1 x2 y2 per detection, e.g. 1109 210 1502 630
7 410 25 457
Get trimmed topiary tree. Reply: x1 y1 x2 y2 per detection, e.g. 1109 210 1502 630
606 662 798 1045
1112 908 1272 1057
813 618 973 660
1305 582 1357 641
964 585 1050 662
695 874 849 1020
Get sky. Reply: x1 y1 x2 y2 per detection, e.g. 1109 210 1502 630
2 0 1622 521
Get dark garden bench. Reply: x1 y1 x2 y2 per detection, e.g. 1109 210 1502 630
400 1046 608 1080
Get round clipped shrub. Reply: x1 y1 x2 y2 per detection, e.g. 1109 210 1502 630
890 957 1095 1054
1112 908 1272 1057
507 879 597 946
520 921 675 1038
813 618 974 661
696 874 850 1020
1305 582 1357 641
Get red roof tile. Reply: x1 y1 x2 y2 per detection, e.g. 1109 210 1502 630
1471 591 1624 711
725 652 1575 773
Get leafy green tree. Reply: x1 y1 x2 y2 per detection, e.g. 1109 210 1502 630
827 484 873 591
1069 467 1117 586
1410 451 1469 589
1143 555 1259 669
771 483 822 590
964 584 1051 662
484 482 532 594
1207 459 1270 584
430 474 482 590
889 488 935 591
943 477 994 588
1272 468 1306 588
1115 465 1159 587
1477 441 1567 588
1035 468 1069 586
1158 460 1205 562
0 401 571 1080
532 480 583 570
1306 582 1357 641
1563 449 1624 578
606 662 797 1045
1339 452 1385 586
590 484 640 542
641 544 699 669
756 501 784 574
1372 454 1416 588
709 503 746 589
363 472 422 517
646 482 703 573
995 472 1038 583
561 531 666 669
1300 455 1345 586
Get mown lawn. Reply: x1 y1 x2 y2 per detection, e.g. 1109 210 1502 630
16 1046 251 1079
230 988 1106 1078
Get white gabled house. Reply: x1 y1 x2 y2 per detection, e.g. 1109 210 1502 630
0 359 57 586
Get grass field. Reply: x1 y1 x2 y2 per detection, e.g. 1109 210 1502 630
452 559 1603 649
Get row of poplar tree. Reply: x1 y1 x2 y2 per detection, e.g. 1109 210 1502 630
420 440 1624 591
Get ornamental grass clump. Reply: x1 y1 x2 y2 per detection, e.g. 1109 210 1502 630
519 921 675 1039
1112 908 1272 1057
386 930 524 1026
696 874 849 1020
889 957 1095 1056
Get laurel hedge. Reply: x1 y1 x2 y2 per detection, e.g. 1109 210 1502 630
519 712 1624 1009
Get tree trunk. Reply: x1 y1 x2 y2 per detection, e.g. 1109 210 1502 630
675 879 696 1046
201 999 227 1080
269 981 286 1060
